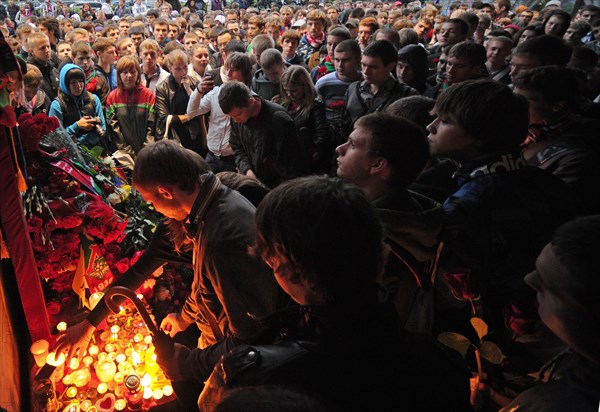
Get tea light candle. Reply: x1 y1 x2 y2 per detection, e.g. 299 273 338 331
57 322 68 332
83 356 94 368
66 386 78 398
143 387 152 400
80 400 93 411
30 339 49 367
105 344 116 353
114 399 127 411
97 383 108 395
62 374 72 386
72 369 91 388
115 354 126 364
113 372 124 384
86 387 98 400
117 361 132 375
133 333 143 343
163 385 173 397
152 388 163 400
95 359 117 383
143 335 153 345
69 357 80 370
63 403 80 412
88 345 99 356
46 352 66 366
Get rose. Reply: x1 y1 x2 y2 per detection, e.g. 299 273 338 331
443 268 480 301
115 258 130 274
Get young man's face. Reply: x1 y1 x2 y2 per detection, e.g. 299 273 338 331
446 55 479 85
119 21 130 37
147 15 156 26
578 9 599 23
141 48 158 70
335 50 360 81
377 15 388 27
520 11 533 25
168 25 179 41
68 76 85 96
24 82 39 101
438 22 465 47
98 46 117 65
361 55 394 86
119 39 136 57
227 104 253 124
563 26 583 43
62 21 74 33
306 19 325 38
57 43 71 61
327 8 339 22
31 39 52 62
154 24 168 44
266 26 281 41
184 37 198 51
73 52 94 72
217 33 232 53
282 38 298 56
130 33 144 48
247 23 262 40
486 39 511 67
107 28 119 43
358 25 374 46
396 61 414 83
336 125 376 184
136 185 189 221
509 54 540 82
426 113 475 160
264 63 286 84
545 16 567 36
227 22 240 36
414 20 431 37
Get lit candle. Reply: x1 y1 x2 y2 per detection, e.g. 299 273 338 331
105 344 116 353
114 399 127 411
64 403 80 412
71 369 91 388
143 335 153 345
140 373 151 388
163 384 173 397
95 359 117 383
133 333 143 343
143 387 152 400
30 339 49 368
110 325 120 341
117 361 132 375
83 356 94 368
62 374 72 386
97 352 108 362
57 322 68 332
115 354 126 364
66 386 78 398
97 383 108 394
46 352 66 366
69 357 80 370
89 292 104 309
80 400 93 411
152 388 164 400
88 345 99 356
113 372 124 384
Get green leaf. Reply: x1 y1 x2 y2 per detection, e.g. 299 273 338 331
90 146 104 159
480 341 506 365
437 332 472 358
470 317 489 341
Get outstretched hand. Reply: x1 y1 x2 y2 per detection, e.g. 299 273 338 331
160 312 190 337
54 319 96 362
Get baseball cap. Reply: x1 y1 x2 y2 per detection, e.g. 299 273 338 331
345 18 359 28
544 0 561 7
215 14 225 24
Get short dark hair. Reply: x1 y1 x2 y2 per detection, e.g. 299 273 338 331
512 65 579 108
133 140 209 195
255 176 384 307
218 81 252 114
355 113 429 188
434 79 529 152
385 95 435 133
363 39 397 66
512 34 572 66
224 39 246 54
444 18 469 36
328 26 352 40
448 41 486 67
334 38 361 57
542 9 571 37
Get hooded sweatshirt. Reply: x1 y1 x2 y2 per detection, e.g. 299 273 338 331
397 44 429 94
48 63 107 146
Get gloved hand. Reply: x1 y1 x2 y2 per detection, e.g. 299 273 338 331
152 330 175 361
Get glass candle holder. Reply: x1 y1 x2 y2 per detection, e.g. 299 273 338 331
95 359 117 383
30 339 49 368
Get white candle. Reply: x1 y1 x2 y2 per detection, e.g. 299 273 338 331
30 339 49 367
97 383 108 394
57 322 68 332
163 384 173 397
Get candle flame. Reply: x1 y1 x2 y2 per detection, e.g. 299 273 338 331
132 350 141 366
141 373 152 388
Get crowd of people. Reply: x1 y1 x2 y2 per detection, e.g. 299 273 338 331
3 0 597 410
